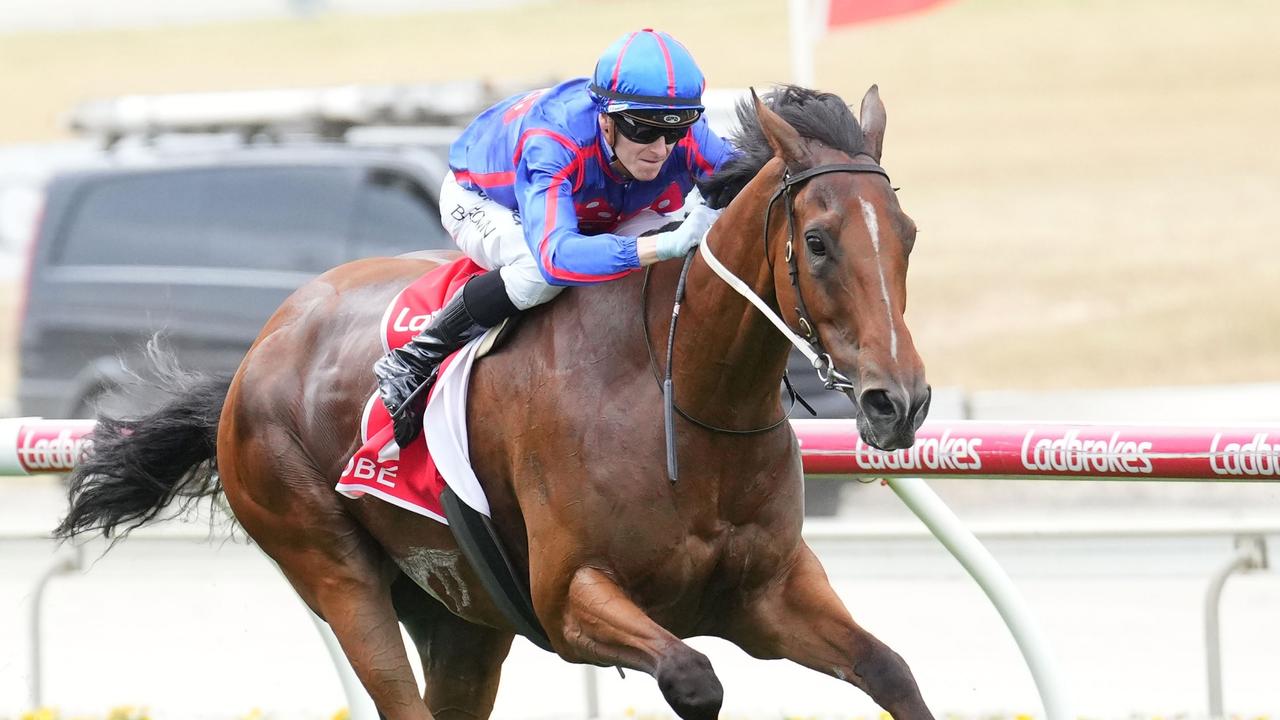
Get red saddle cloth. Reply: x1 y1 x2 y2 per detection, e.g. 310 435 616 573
336 257 486 524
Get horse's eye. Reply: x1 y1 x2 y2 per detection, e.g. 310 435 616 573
804 231 827 257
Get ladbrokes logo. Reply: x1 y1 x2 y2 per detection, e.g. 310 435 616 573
1020 429 1153 474
392 307 440 334
1210 433 1280 477
18 427 93 472
856 430 983 471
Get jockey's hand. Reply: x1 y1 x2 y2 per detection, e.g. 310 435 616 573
653 204 722 261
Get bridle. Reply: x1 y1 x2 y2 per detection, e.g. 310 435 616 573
764 156 892 393
644 154 894 474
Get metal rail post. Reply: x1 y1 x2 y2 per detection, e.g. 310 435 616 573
1205 534 1268 719
888 476 1075 720
29 544 83 709
583 665 600 719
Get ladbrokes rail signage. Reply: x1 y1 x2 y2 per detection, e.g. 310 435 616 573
797 420 1280 480
2 417 1278 481
1 419 97 475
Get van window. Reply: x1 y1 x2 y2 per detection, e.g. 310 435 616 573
350 169 450 258
56 171 205 267
56 166 352 273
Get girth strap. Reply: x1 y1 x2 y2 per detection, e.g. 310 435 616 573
440 487 553 652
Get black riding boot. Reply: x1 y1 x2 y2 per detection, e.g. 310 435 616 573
374 270 519 448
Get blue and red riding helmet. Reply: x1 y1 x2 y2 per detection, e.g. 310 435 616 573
589 29 706 127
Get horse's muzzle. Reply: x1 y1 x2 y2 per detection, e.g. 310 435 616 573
851 384 932 452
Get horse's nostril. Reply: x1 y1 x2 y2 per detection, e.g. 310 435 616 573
860 389 899 422
910 385 933 429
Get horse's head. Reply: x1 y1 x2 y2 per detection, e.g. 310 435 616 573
746 86 930 451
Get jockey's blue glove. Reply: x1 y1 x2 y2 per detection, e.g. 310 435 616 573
654 204 722 261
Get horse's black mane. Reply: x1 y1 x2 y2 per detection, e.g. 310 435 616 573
697 85 864 209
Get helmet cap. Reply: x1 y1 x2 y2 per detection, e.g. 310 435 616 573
590 29 705 114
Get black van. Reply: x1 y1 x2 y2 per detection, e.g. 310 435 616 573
16 144 454 418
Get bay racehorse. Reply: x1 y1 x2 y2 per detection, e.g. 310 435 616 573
57 85 932 719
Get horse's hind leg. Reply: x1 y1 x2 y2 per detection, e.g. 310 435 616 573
556 567 723 720
723 545 934 720
222 441 432 719
391 573 514 719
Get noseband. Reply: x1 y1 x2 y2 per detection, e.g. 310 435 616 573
764 158 893 392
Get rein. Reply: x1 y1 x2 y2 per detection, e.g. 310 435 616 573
646 157 893 481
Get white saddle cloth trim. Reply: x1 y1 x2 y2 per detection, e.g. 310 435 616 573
422 324 501 518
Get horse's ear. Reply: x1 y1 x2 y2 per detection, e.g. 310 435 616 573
859 84 886 164
752 87 811 172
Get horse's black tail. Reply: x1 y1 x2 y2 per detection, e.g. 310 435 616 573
53 363 233 542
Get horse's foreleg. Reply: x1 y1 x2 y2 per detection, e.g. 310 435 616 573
725 545 934 720
556 566 723 720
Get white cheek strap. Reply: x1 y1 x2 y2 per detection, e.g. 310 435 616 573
698 230 851 390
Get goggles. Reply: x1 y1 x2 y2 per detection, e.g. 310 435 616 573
612 111 698 145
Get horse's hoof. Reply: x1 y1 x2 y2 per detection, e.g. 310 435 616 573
656 648 723 720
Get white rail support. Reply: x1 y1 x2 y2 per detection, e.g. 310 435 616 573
888 477 1075 720
1205 534 1268 719
28 544 83 709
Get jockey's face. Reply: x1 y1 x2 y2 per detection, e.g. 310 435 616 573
599 114 674 182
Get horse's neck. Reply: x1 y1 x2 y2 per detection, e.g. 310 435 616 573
670 163 792 428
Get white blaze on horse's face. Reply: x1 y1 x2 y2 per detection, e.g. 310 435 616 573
800 170 917 374
809 165 928 451
858 196 898 362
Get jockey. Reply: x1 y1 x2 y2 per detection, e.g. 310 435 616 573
374 28 736 448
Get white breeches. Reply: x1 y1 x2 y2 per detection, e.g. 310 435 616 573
439 171 674 310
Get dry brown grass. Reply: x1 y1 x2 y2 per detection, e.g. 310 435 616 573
1 0 1277 394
